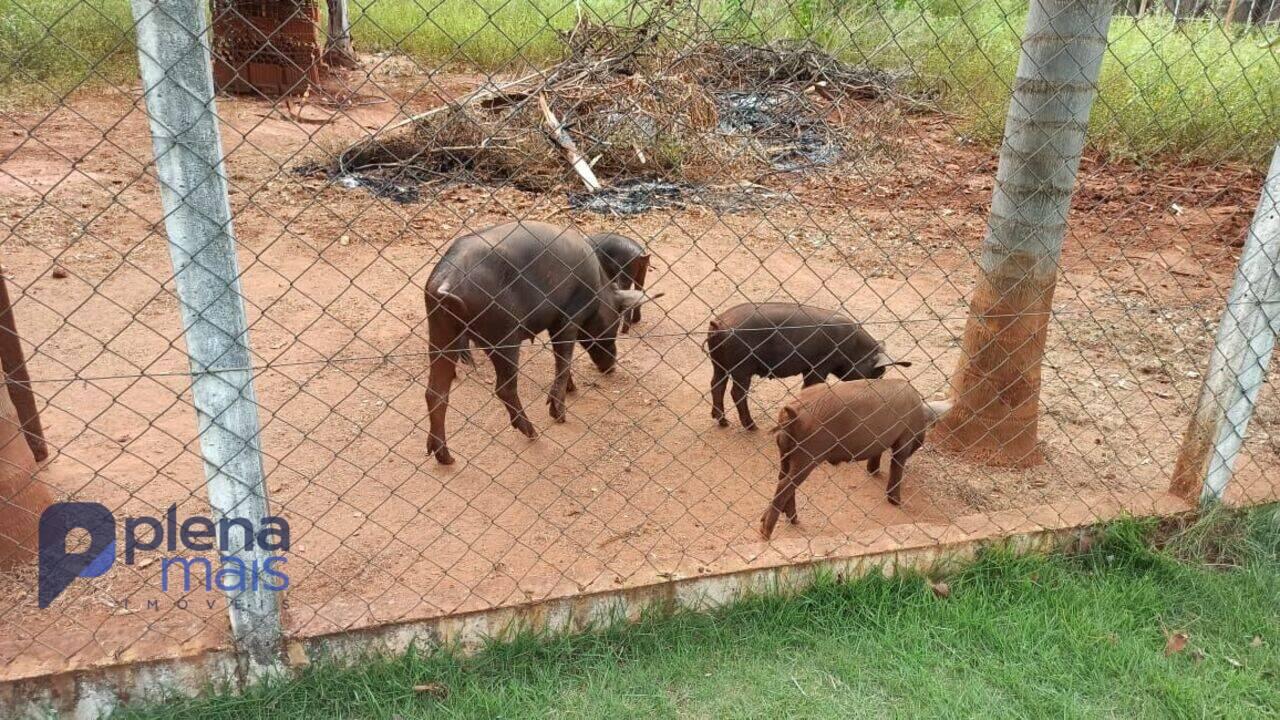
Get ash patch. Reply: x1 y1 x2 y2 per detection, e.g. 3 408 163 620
716 91 841 172
335 173 421 204
569 180 787 215
293 161 426 203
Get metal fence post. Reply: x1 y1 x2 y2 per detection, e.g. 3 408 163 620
1171 144 1280 503
129 0 282 675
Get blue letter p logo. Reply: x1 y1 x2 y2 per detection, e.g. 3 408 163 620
39 502 115 608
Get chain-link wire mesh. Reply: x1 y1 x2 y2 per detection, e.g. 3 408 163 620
1 0 1278 692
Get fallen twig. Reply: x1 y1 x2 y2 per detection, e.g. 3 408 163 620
538 94 603 191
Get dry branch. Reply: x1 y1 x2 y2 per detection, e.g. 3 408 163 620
538 94 602 191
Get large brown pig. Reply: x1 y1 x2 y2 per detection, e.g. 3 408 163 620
761 379 952 539
424 221 658 465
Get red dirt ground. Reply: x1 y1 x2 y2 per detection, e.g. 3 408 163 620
1 64 1277 682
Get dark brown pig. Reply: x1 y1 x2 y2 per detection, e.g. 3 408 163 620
706 302 911 430
424 221 656 465
587 233 650 333
760 379 951 540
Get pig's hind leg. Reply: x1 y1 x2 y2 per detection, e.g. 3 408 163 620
425 354 457 465
866 452 881 475
761 458 814 539
730 372 756 430
710 363 729 427
487 345 536 438
782 485 800 526
886 439 920 506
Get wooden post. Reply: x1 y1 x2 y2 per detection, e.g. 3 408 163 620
0 275 47 462
1170 145 1280 503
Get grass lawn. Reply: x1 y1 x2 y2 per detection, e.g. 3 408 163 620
120 507 1280 719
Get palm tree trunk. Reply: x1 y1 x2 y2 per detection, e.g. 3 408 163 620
326 0 358 68
935 0 1114 466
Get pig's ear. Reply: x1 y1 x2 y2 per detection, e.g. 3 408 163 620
874 352 912 369
629 255 651 288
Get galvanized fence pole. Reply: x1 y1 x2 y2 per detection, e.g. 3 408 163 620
1171 144 1280 503
129 0 282 675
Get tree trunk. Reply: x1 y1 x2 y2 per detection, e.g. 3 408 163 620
934 0 1114 466
325 0 358 68
0 275 47 461
0 384 51 569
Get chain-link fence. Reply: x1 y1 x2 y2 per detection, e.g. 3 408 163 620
1 0 1278 709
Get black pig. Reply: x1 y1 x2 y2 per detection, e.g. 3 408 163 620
706 302 911 430
587 233 650 333
424 222 656 464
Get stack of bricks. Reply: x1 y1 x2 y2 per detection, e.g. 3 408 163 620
211 0 324 97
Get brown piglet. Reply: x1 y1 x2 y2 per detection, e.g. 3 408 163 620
761 378 952 540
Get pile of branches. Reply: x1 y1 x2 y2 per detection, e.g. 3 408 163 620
680 41 902 98
326 15 909 200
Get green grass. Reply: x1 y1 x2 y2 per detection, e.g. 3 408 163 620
118 506 1280 719
1 1 1277 164
0 0 136 102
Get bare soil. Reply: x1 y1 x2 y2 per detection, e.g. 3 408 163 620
1 64 1277 681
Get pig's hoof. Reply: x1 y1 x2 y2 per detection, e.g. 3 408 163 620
548 399 566 422
743 423 758 432
887 494 901 507
514 418 537 438
758 520 774 541
427 438 453 465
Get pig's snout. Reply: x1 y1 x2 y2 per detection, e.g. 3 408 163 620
862 366 888 380
584 339 618 373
